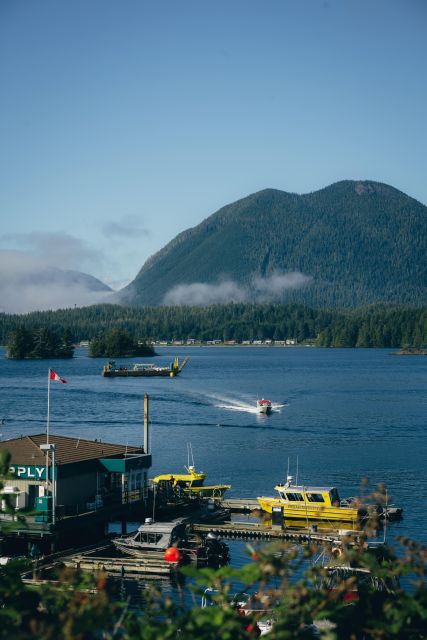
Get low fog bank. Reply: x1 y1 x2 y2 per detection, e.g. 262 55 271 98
163 271 313 306
0 251 113 314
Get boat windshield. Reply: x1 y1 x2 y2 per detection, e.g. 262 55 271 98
306 493 326 503
135 531 165 545
285 492 304 502
330 488 340 504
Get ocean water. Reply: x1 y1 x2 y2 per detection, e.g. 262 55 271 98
1 345 426 557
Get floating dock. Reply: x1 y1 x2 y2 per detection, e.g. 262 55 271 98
192 522 363 544
64 550 174 575
219 498 260 512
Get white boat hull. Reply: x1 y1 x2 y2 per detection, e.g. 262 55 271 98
257 400 272 414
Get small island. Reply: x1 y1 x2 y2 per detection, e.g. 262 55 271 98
88 328 156 358
7 327 74 359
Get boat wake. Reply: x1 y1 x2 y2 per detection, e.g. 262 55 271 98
192 391 285 414
217 402 260 415
215 399 286 414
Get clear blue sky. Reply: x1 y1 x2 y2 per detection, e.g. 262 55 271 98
1 0 426 291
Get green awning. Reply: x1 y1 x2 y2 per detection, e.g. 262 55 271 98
99 453 151 473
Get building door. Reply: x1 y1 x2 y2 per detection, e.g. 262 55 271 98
28 484 38 509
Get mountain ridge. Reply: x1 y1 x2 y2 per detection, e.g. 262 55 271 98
118 180 426 308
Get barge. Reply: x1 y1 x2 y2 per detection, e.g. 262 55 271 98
102 356 189 378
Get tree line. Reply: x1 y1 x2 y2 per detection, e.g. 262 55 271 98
6 327 74 359
6 327 155 359
0 303 425 350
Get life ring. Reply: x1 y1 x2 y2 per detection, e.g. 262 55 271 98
331 546 343 557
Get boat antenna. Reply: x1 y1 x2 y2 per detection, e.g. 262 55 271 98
296 455 299 486
152 482 156 523
286 456 290 482
383 487 388 543
190 442 195 467
303 485 310 535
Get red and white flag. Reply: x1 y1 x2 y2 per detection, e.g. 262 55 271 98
49 369 67 384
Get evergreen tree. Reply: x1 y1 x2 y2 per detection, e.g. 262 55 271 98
6 327 34 359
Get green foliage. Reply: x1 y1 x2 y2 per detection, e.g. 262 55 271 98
0 470 426 640
88 328 155 358
1 303 425 349
120 180 427 308
6 327 75 360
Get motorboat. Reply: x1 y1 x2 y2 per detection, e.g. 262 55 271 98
256 399 272 414
113 517 189 558
113 517 229 566
152 465 231 499
257 475 380 523
152 446 231 498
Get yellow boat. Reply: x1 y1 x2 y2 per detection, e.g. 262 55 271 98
152 465 231 499
257 476 370 523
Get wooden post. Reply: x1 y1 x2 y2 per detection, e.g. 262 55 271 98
144 394 149 454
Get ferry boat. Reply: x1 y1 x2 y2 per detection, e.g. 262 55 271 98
152 465 231 499
256 399 272 414
257 476 375 523
102 356 189 378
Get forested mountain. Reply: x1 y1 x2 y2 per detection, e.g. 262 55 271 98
117 180 426 308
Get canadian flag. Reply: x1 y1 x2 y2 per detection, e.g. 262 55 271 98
49 369 67 384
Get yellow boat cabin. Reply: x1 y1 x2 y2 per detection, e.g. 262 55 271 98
152 466 231 499
257 476 367 523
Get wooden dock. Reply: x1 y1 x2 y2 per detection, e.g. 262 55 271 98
193 521 353 544
63 552 174 575
219 498 260 512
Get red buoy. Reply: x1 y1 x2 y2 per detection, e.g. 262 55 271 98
164 546 181 563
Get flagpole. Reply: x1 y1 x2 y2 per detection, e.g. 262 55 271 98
47 368 51 444
46 369 50 494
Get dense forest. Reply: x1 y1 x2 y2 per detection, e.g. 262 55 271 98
6 327 74 359
119 180 427 308
0 303 425 349
88 328 155 358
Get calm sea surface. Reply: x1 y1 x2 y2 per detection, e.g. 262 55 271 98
1 346 426 560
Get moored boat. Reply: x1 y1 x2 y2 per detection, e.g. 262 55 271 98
256 399 272 414
113 517 230 566
257 476 376 523
152 465 231 499
113 517 188 558
102 356 189 377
